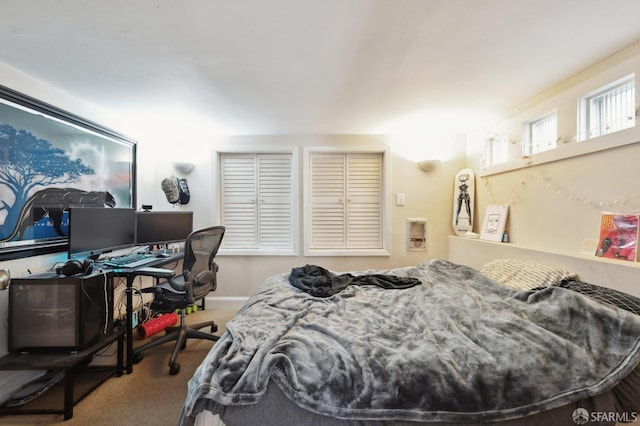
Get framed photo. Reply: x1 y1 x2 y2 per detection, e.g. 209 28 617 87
0 85 136 260
480 205 509 242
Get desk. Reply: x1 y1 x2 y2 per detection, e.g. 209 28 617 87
105 252 183 374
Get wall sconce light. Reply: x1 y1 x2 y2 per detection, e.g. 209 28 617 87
0 269 10 290
173 162 195 174
417 160 441 173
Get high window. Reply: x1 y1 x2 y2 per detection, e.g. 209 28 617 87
578 74 635 141
523 112 557 156
483 135 509 167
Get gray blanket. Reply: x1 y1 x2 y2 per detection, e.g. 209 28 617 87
180 259 640 424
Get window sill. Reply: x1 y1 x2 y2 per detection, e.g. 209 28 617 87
219 249 298 256
304 249 391 257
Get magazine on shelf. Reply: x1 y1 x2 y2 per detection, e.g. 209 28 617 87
595 213 639 262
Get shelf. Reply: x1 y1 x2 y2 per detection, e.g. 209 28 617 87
0 331 123 420
448 235 640 297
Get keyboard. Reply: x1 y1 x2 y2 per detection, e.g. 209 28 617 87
102 253 158 268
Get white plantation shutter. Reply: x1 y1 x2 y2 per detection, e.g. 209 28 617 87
221 153 293 251
257 155 292 248
309 152 383 250
310 154 346 248
221 154 258 248
347 154 382 248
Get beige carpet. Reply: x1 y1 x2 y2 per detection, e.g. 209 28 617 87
0 308 238 426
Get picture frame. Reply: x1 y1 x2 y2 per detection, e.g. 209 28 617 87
0 85 137 260
480 204 509 242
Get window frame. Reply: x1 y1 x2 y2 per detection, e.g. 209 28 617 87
480 72 640 177
303 146 390 257
523 111 558 156
214 146 299 256
577 74 635 142
483 135 509 168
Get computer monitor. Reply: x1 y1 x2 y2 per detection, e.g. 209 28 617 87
135 211 193 246
68 207 136 260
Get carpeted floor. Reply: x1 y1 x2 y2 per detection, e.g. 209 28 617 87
0 308 238 426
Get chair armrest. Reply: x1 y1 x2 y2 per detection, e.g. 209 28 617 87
128 267 176 280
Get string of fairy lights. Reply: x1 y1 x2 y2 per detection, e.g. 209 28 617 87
480 159 640 214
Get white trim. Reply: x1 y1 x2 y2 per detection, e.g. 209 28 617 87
479 60 640 177
522 111 558 156
577 73 635 142
480 125 640 176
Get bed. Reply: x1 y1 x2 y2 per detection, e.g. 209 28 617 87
178 258 640 425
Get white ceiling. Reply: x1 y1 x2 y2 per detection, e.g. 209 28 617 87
3 0 640 137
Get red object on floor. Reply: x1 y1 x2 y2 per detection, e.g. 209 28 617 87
138 312 179 338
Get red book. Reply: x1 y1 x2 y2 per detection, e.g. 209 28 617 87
595 213 639 261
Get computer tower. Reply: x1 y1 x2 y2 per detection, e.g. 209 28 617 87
8 270 114 353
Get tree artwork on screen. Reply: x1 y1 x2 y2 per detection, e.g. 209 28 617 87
0 124 98 241
0 86 135 257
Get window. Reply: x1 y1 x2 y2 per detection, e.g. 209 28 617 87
480 70 640 177
578 74 635 141
483 135 509 167
523 112 557 156
304 150 388 256
219 152 296 254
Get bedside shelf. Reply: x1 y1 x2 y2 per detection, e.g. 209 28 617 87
448 235 640 297
0 330 123 421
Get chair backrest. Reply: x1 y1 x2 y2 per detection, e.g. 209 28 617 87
182 226 225 293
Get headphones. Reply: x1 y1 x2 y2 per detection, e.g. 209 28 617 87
58 258 94 277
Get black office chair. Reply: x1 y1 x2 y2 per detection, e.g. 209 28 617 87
133 226 225 375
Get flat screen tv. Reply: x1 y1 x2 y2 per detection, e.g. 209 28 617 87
135 211 193 246
68 207 135 260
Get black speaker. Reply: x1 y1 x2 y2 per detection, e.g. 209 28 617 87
59 259 94 276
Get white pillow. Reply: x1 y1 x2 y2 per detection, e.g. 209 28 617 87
479 259 576 290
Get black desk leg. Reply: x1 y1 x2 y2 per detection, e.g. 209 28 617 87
117 328 124 377
126 276 134 374
63 367 74 420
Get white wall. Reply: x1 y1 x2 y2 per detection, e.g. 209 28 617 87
462 42 640 286
6 36 640 331
135 133 467 299
0 61 468 331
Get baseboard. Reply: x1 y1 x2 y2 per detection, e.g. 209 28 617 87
204 296 248 311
